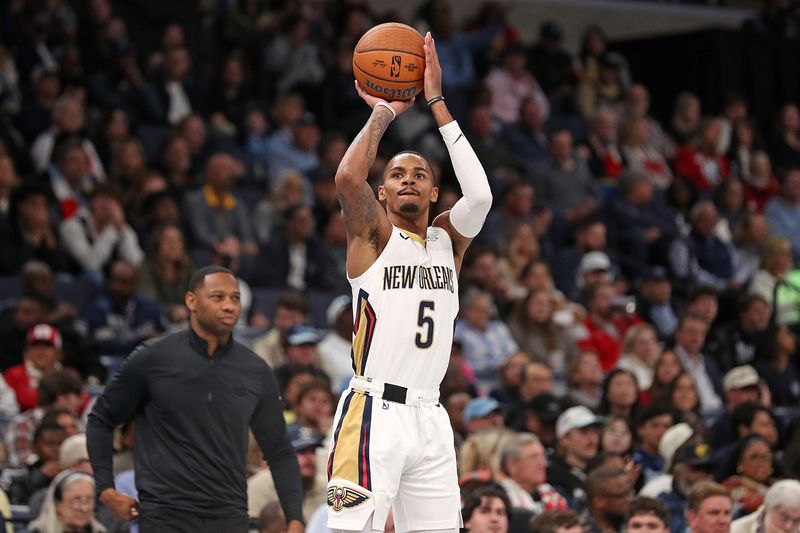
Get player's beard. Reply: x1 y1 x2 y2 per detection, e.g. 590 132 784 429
399 202 420 213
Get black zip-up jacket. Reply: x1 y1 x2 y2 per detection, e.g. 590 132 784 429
87 328 303 521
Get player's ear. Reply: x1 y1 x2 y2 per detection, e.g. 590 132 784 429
377 185 386 201
430 186 439 203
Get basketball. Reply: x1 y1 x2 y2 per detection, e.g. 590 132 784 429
353 23 425 101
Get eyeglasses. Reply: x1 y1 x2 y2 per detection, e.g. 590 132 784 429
64 496 94 510
770 509 800 533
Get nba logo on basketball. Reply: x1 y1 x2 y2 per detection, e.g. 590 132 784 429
390 55 402 78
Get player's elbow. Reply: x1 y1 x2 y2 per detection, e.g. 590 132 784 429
471 183 493 214
334 168 361 189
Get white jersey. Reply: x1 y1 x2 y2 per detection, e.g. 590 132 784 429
348 225 459 390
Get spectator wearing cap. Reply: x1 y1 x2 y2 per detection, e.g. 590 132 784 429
551 218 613 301
626 496 670 533
708 365 762 451
253 291 310 368
183 153 258 278
519 393 562 450
655 441 715 533
273 325 326 392
0 182 68 274
707 294 771 373
731 479 800 533
577 280 642 371
498 433 567 513
60 183 144 278
257 204 336 290
584 466 634 533
317 295 353 393
84 260 166 357
670 313 724 412
266 112 321 183
632 406 674 485
686 481 733 533
547 406 605 508
3 324 71 412
640 423 694 498
575 251 614 302
753 324 800 407
462 398 504 436
248 424 326 522
527 20 578 110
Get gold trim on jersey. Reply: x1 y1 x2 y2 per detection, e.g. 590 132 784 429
351 289 376 376
328 392 373 489
399 229 426 244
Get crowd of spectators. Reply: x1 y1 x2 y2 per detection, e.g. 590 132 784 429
0 0 798 532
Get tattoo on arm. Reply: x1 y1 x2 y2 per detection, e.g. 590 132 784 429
338 108 394 243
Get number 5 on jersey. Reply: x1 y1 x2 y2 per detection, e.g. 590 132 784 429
415 301 435 349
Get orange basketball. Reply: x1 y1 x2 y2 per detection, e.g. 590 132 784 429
353 23 425 102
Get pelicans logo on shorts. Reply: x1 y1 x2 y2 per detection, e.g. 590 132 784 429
327 486 370 512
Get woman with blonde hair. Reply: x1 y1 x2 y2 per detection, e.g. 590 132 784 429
497 223 540 301
620 114 672 189
617 323 661 390
27 470 106 533
749 236 800 328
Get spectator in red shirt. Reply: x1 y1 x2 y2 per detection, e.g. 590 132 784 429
578 281 642 371
742 151 779 212
675 117 730 193
3 324 77 412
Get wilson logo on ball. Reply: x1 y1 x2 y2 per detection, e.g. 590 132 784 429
363 79 417 99
390 55 402 78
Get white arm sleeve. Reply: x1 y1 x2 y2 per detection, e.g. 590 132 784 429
439 121 493 238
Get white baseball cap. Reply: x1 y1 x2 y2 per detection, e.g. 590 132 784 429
659 422 694 464
556 406 605 439
723 365 760 391
579 251 611 274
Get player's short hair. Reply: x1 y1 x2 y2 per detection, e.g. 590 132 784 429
528 509 581 533
384 150 438 186
627 496 669 528
188 266 235 292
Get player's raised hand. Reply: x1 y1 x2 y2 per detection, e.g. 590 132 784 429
423 31 443 100
354 81 415 118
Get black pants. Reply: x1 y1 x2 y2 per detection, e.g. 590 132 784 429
139 508 250 533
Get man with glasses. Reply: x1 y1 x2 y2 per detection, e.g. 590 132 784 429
732 479 800 533
583 466 633 533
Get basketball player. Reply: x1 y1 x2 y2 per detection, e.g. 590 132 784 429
326 32 492 533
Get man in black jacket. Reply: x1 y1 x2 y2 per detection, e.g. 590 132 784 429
87 265 304 533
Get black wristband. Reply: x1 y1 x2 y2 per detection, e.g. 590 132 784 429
426 95 445 107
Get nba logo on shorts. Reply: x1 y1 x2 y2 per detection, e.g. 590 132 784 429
327 486 370 512
390 55 402 78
